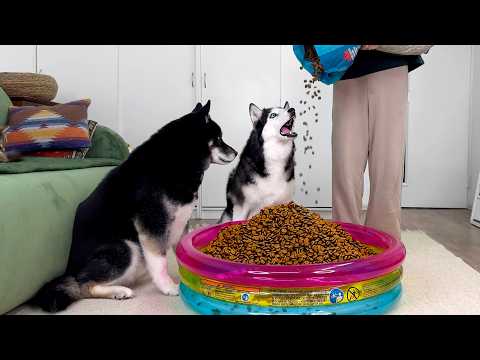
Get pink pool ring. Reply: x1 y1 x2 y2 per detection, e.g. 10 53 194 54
176 221 406 288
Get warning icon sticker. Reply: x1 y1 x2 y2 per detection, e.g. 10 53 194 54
347 287 361 302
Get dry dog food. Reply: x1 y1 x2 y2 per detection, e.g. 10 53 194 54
296 46 323 201
202 202 380 265
303 45 324 82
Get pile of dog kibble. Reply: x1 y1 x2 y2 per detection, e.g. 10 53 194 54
202 202 380 265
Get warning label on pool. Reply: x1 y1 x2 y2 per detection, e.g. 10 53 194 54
347 287 361 302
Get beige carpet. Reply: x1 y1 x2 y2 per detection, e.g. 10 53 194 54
9 230 480 315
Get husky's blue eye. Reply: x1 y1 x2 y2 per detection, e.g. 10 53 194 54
269 113 277 119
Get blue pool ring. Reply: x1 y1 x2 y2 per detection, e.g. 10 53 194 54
180 283 402 315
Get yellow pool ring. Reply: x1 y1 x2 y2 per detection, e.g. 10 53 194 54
179 266 402 307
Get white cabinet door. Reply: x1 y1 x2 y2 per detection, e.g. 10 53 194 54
401 45 471 207
0 45 36 72
37 45 119 131
468 45 480 208
281 45 333 208
200 45 282 212
118 45 195 147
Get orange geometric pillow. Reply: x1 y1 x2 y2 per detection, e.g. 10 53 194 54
3 99 91 153
28 120 98 159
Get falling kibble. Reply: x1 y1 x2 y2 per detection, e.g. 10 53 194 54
304 146 313 154
297 54 324 177
317 187 320 192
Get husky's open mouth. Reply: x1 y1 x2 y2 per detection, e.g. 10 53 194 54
280 117 297 138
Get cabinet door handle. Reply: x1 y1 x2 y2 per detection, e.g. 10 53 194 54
192 72 195 88
204 73 207 88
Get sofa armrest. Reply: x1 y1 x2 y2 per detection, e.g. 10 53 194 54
86 125 129 161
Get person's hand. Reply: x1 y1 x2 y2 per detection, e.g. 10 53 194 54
361 45 379 50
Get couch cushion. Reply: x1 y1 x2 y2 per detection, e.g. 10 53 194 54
0 166 116 314
0 156 122 174
86 125 130 161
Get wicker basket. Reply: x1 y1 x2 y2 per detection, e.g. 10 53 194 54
0 72 58 102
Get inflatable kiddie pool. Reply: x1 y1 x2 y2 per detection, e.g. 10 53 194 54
176 221 406 315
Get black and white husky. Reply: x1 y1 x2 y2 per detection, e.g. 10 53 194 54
219 102 296 223
30 101 237 312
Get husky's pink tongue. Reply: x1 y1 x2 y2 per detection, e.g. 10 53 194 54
281 126 291 135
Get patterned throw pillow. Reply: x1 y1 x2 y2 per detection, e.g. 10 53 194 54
28 120 98 159
2 99 91 153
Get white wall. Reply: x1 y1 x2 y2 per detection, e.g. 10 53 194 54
0 45 36 72
468 45 480 207
118 45 195 147
37 45 120 132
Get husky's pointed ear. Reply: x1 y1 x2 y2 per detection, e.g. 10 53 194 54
249 103 262 125
192 102 203 113
199 100 211 123
201 100 211 115
283 101 290 110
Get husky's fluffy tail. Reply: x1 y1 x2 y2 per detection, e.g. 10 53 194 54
29 275 83 313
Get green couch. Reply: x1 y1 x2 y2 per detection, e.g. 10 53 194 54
0 125 129 314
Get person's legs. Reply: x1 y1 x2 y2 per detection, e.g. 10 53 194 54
331 76 369 224
365 66 408 240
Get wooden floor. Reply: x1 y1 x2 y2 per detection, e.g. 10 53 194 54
190 208 480 272
400 208 480 272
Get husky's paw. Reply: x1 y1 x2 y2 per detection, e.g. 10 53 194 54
157 278 179 296
111 286 134 300
162 284 179 296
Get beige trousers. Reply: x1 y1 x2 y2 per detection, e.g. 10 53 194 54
331 66 408 240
